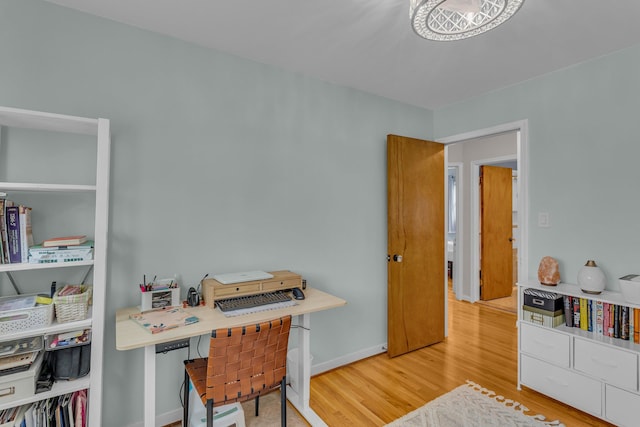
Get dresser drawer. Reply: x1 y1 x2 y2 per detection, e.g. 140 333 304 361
519 322 570 367
521 354 601 416
606 384 640 427
574 338 638 391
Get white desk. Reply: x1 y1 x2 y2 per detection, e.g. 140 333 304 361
115 287 346 427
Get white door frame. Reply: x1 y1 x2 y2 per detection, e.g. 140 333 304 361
440 120 529 302
447 162 463 298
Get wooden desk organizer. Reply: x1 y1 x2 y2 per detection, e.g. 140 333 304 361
202 270 302 308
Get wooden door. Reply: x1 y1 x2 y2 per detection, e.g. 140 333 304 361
480 165 513 300
387 134 445 358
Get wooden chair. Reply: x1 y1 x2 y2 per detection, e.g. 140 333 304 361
183 315 292 427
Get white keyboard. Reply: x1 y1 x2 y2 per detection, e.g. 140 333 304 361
220 300 297 317
213 270 274 285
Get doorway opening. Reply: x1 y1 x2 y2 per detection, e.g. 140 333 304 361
440 120 529 310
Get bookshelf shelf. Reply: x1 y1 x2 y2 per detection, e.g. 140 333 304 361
0 260 93 273
0 376 91 412
0 183 97 193
518 279 640 426
0 106 109 426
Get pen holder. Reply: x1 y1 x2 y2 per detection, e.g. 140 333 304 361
141 288 181 311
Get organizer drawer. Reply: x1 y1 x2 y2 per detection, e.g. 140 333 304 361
574 338 637 391
519 322 570 367
605 384 640 427
213 284 261 297
262 279 300 291
0 351 42 405
521 354 601 417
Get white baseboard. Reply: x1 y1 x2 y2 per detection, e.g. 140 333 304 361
126 408 182 427
125 343 388 427
310 343 387 376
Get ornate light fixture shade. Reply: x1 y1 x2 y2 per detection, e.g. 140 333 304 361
410 0 525 41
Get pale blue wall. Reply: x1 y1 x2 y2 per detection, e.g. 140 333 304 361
435 43 640 289
0 1 434 425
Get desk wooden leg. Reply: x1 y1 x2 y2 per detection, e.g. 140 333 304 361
285 313 328 427
144 345 156 427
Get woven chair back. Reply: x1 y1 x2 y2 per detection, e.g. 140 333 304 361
205 315 291 403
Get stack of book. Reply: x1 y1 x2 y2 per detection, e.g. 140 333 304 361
0 194 34 264
28 236 93 264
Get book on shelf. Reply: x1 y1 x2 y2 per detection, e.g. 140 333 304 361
0 199 11 264
28 240 93 264
621 306 630 340
29 240 94 252
579 298 588 331
18 205 33 264
563 295 574 327
572 297 580 328
633 308 640 344
42 235 87 247
596 300 604 334
5 205 22 263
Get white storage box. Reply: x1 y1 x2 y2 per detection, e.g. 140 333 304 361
619 274 640 304
141 288 180 311
0 295 54 336
0 351 43 405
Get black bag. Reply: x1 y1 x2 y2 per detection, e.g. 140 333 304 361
51 344 90 380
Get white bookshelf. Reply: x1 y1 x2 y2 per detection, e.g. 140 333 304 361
518 279 640 426
0 106 110 425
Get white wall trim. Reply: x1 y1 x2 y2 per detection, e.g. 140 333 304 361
447 161 465 301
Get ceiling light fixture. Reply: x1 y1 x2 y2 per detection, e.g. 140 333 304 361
410 0 525 41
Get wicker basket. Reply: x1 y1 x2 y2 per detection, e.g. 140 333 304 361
53 286 92 323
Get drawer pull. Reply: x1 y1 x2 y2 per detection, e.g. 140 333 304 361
0 386 15 397
590 356 618 368
545 376 569 387
533 339 556 349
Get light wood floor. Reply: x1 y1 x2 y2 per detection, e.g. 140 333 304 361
309 288 613 426
165 287 611 426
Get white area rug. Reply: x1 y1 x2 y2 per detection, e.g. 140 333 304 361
386 381 565 427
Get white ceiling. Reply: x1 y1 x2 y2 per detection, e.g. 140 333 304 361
42 0 640 110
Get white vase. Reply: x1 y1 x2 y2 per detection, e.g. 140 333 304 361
577 260 606 294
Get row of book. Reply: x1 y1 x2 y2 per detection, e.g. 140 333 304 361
0 197 33 264
563 295 639 343
0 389 86 427
0 195 92 265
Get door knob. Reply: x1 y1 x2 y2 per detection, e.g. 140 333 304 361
393 254 403 262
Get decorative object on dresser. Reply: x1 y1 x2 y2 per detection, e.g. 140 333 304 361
577 260 606 294
537 256 560 286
